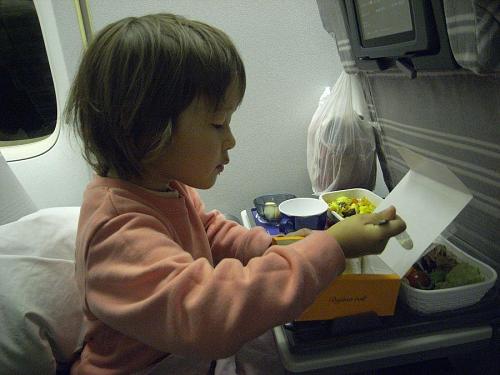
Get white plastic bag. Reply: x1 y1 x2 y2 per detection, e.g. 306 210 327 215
307 72 376 194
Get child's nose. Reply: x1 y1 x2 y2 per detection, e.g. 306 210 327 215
224 129 236 150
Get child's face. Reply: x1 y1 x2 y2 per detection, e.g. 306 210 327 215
141 80 240 190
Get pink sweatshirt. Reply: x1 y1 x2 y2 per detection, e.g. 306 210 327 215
71 176 345 374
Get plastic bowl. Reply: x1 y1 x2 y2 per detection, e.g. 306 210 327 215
400 236 497 314
320 188 382 224
254 193 296 222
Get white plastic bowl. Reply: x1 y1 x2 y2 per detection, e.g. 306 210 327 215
320 188 382 223
400 236 497 314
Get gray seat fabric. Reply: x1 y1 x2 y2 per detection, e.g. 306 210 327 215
364 70 500 269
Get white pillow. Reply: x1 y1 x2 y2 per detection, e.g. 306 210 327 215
0 207 84 374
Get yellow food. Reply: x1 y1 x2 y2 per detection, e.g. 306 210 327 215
328 196 375 217
263 201 280 221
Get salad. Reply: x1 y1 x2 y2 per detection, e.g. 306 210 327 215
405 243 484 290
328 196 376 218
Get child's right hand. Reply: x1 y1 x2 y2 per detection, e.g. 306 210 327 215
326 206 406 258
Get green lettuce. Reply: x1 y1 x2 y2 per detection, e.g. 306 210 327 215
435 263 484 289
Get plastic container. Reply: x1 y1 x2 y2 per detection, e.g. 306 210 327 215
320 188 382 224
253 193 296 222
400 236 497 314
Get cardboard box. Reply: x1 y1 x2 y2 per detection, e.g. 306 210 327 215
275 147 473 321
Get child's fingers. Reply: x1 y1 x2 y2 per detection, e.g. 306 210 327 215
365 206 407 237
360 206 395 225
285 228 312 237
373 206 396 222
380 217 407 237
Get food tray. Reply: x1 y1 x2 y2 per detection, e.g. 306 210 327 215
400 236 497 314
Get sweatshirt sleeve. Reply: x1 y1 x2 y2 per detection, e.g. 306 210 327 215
185 186 273 265
84 212 345 360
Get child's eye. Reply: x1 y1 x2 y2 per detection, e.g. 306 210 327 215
212 124 224 130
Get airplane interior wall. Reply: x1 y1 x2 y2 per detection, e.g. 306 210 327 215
7 0 91 209
80 0 346 217
6 0 348 217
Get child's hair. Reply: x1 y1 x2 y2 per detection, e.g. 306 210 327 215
65 13 246 179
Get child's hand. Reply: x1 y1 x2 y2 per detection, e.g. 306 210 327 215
326 206 406 258
283 228 312 237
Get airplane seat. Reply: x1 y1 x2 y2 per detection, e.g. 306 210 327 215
0 152 83 374
316 0 500 270
0 152 37 225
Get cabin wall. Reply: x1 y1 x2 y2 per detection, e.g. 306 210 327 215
7 0 91 209
7 0 347 217
86 0 345 216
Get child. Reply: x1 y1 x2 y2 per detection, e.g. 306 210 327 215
65 13 406 375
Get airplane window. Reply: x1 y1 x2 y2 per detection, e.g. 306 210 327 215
0 0 57 147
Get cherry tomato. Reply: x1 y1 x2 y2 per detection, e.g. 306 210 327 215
406 267 431 289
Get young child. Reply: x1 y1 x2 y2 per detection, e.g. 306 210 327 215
65 13 406 375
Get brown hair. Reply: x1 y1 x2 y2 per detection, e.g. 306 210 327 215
65 13 245 179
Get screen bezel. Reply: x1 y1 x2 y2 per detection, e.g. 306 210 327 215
354 0 416 48
345 0 435 60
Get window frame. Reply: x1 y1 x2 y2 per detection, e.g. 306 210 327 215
1 0 89 162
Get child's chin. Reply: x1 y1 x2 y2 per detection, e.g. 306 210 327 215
190 177 217 190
